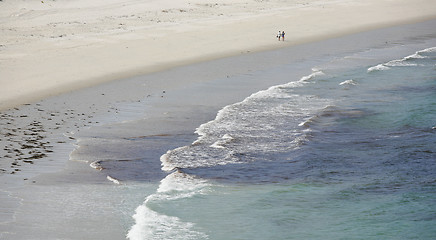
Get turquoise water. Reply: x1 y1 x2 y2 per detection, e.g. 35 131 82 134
127 45 436 239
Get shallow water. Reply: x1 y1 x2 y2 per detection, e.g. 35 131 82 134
128 43 436 239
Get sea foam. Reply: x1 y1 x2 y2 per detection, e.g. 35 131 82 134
368 47 434 72
367 64 390 72
127 171 209 240
339 79 358 86
300 69 325 82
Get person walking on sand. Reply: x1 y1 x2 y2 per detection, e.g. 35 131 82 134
281 31 285 41
277 31 281 41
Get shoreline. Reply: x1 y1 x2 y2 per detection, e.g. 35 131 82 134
0 18 435 239
1 0 436 111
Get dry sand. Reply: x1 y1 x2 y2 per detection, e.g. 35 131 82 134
1 0 436 110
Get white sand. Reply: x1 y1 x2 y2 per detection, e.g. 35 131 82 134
1 0 435 110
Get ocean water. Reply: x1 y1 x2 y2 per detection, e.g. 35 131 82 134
127 44 436 239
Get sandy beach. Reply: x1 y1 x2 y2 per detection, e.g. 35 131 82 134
1 0 436 110
1 0 436 239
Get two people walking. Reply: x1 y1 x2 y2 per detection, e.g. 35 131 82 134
277 31 285 41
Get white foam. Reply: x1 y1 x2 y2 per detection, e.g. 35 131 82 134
402 47 434 60
418 46 436 53
127 204 207 240
299 70 325 82
160 69 332 171
89 160 103 170
106 175 121 184
210 134 234 149
193 104 236 147
156 171 209 197
127 172 209 240
160 146 189 172
239 83 302 102
339 79 358 86
298 116 315 128
368 47 435 72
410 47 436 59
404 52 426 60
384 59 418 67
160 151 173 172
367 64 390 72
